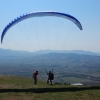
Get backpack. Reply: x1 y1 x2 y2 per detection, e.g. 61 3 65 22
50 73 54 80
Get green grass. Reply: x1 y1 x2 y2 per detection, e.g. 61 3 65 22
0 75 100 100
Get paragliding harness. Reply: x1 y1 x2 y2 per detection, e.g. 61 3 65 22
50 72 54 80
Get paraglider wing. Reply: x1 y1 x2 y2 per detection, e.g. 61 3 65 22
1 11 83 43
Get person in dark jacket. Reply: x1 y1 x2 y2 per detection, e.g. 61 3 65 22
47 71 54 84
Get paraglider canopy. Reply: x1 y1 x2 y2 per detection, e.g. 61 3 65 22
1 11 82 44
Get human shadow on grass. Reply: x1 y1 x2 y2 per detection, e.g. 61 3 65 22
0 86 100 93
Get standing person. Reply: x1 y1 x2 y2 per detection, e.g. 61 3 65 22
33 70 38 84
47 71 54 85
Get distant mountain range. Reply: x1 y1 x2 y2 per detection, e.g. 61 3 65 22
0 48 100 71
34 50 100 56
0 48 100 57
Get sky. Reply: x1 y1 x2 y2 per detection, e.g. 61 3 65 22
0 0 100 53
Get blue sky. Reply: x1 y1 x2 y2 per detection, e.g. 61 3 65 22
0 0 100 52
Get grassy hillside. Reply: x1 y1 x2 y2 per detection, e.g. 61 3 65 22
0 75 100 100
